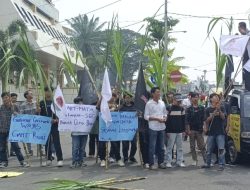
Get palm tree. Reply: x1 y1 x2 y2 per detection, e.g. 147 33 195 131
0 20 27 92
67 15 106 80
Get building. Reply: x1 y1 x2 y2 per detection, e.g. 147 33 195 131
0 0 84 103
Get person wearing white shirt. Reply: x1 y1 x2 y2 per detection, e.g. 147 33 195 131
144 87 167 170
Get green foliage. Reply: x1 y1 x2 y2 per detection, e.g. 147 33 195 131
206 17 234 90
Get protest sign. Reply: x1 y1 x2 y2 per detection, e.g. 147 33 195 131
99 112 138 141
58 104 98 133
8 114 51 145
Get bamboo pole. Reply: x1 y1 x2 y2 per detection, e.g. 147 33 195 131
96 141 99 164
137 131 143 168
105 142 109 169
22 143 30 165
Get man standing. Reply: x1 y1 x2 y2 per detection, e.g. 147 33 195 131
120 93 138 164
40 87 63 167
0 92 29 168
202 93 226 171
238 22 250 91
20 90 40 156
186 92 206 166
9 93 20 156
144 87 167 170
165 94 186 168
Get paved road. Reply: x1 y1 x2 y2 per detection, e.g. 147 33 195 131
1 133 250 190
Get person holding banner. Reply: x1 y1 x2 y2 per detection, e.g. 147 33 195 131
119 93 138 164
144 87 167 170
19 90 41 156
40 87 63 167
0 92 29 168
70 97 88 168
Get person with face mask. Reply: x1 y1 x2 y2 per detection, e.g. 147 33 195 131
165 94 186 168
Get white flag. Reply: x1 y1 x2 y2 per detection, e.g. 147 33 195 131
101 68 112 125
220 35 250 57
52 85 67 119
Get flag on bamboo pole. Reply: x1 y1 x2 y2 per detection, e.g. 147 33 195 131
77 67 98 105
101 68 112 125
52 85 67 118
134 63 149 113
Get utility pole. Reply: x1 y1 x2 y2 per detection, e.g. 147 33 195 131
163 0 168 94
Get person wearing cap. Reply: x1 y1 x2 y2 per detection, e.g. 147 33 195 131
165 93 186 168
186 92 206 166
144 87 167 170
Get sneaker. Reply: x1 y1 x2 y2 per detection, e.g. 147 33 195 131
144 163 150 169
20 161 30 168
10 152 16 157
117 160 125 167
70 162 77 168
0 162 8 168
158 163 166 169
201 164 211 169
166 162 172 168
57 160 63 167
191 161 198 166
149 165 157 170
177 162 186 168
218 165 225 171
42 160 52 167
100 160 106 167
78 161 87 168
129 157 138 163
109 157 115 163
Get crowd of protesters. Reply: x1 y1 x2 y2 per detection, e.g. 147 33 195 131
0 86 231 171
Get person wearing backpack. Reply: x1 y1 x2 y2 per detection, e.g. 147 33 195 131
186 92 206 166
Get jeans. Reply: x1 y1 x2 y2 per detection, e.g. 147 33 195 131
89 134 98 156
0 133 24 164
122 135 137 161
139 131 149 164
189 131 206 162
166 133 184 164
98 141 121 161
206 135 225 166
72 135 88 163
45 127 63 161
148 129 165 166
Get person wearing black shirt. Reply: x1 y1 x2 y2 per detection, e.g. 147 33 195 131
165 94 186 168
119 94 138 164
186 93 206 166
202 93 226 171
40 87 63 167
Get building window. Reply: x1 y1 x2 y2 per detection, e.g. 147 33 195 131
39 19 51 36
33 15 45 33
14 3 28 23
44 22 55 37
48 26 58 39
27 11 40 29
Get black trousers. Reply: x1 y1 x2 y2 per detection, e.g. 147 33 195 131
98 141 121 161
45 127 63 161
122 135 137 161
139 131 149 164
89 134 98 156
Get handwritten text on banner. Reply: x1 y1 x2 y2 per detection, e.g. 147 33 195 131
99 112 138 141
58 104 98 133
9 115 51 145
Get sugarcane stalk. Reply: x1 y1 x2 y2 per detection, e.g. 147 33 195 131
94 185 144 190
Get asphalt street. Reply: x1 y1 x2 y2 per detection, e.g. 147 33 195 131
1 133 250 190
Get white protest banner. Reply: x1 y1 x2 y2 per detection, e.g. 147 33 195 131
220 35 250 57
58 104 98 133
